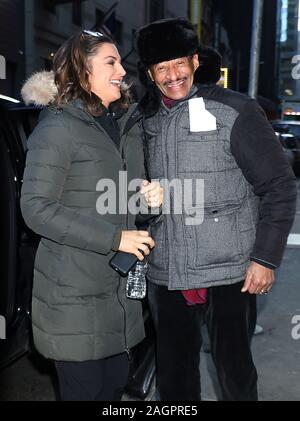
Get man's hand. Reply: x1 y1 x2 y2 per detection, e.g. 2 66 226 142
241 261 275 294
141 180 164 208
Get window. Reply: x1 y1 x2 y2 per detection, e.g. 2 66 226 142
44 0 56 14
149 0 165 22
0 126 17 322
0 55 5 80
105 12 123 44
72 0 82 26
2 61 17 99
288 124 300 138
95 8 105 27
298 0 300 31
113 19 123 44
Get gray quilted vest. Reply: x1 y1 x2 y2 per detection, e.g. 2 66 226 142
144 86 260 290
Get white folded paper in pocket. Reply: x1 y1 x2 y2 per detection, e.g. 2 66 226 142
188 97 217 132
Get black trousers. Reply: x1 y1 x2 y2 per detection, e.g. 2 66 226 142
148 281 258 401
55 352 129 401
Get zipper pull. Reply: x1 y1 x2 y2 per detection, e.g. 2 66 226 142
125 347 132 361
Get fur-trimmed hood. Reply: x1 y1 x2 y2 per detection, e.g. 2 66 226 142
21 70 131 110
21 71 57 107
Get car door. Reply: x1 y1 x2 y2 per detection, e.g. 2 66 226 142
0 103 39 368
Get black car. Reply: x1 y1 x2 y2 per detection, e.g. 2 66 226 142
0 95 155 399
271 121 300 175
0 95 39 369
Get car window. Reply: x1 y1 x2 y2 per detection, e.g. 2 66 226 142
287 125 300 138
272 124 290 133
272 123 300 149
272 123 300 138
285 137 297 149
0 128 17 325
12 109 39 138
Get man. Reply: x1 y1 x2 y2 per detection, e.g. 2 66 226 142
136 18 297 401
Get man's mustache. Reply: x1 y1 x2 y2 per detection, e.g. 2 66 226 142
163 76 188 86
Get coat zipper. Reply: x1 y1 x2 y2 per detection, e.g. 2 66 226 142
118 147 132 360
89 113 132 359
116 277 132 361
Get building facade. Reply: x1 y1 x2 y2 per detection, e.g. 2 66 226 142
0 0 25 98
277 0 300 117
277 0 299 100
0 0 191 99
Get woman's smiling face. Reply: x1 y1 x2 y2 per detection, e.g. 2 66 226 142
88 42 126 108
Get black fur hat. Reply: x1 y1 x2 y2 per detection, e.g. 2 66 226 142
136 17 199 66
135 18 222 116
195 45 221 84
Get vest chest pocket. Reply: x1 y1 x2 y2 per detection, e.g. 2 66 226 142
177 124 225 173
185 204 243 269
180 122 224 142
186 129 218 141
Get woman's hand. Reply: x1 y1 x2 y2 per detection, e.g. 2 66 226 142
140 180 164 208
118 230 155 261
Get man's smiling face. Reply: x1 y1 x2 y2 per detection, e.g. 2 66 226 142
149 54 199 100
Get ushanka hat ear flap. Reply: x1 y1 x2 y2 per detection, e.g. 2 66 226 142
194 45 222 85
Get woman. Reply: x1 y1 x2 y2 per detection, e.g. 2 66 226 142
20 30 160 401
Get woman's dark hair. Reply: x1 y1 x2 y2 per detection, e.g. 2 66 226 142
53 31 131 115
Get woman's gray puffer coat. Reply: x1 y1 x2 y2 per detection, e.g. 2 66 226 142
20 71 145 361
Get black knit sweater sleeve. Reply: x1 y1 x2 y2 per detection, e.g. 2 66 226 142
230 99 297 268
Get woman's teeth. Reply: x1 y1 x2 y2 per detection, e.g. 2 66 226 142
110 80 121 86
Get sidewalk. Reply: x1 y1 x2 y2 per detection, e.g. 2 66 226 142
125 243 300 402
199 247 300 401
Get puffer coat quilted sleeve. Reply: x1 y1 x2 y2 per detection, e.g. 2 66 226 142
21 113 121 254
